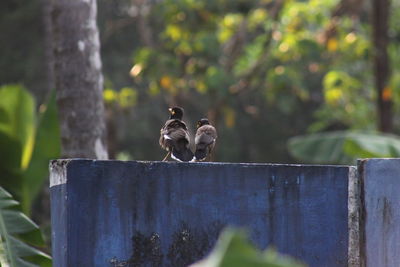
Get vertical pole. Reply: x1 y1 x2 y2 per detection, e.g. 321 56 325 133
372 0 392 132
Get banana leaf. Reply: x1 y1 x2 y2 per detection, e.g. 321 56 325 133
0 187 51 267
190 228 304 267
288 131 400 165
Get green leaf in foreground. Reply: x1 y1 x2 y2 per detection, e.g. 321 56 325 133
0 85 36 170
190 228 305 267
288 131 400 165
21 90 61 214
0 187 51 267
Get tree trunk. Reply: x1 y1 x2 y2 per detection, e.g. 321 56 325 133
51 0 108 159
372 0 392 132
42 0 54 101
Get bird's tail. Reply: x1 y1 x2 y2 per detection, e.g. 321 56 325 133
171 147 194 162
194 149 207 161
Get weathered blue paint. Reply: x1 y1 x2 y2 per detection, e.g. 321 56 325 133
359 158 400 267
50 180 67 267
50 160 352 267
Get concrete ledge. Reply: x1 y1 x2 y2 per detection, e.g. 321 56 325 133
50 159 355 267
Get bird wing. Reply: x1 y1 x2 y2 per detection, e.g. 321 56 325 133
168 128 190 143
160 119 190 148
162 119 188 132
195 125 217 148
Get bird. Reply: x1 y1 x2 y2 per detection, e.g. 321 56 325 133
159 107 194 162
194 118 217 161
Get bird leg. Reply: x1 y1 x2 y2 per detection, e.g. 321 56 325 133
207 147 213 162
162 151 171 161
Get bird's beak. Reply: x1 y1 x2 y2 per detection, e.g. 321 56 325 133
168 108 175 115
168 108 172 112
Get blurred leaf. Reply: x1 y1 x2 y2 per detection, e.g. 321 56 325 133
134 48 152 67
326 38 338 52
288 131 400 165
0 131 22 175
248 8 268 30
0 107 9 124
381 86 392 101
148 81 160 96
234 35 266 76
0 85 36 170
288 131 356 165
190 228 305 267
222 107 236 128
165 24 190 41
196 81 208 94
218 13 243 43
21 91 60 214
116 151 133 161
0 130 23 199
343 132 400 158
323 71 360 91
118 87 138 108
103 89 117 103
129 64 143 77
324 87 342 105
206 66 230 91
160 76 173 89
222 13 243 28
0 187 51 267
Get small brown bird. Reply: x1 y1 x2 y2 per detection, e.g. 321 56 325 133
194 118 217 161
159 107 194 162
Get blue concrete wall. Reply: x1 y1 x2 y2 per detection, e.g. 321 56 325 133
359 158 400 267
50 160 353 267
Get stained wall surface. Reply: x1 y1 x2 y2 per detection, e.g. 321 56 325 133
50 160 352 267
360 158 400 267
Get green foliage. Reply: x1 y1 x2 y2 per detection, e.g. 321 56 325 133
93 0 400 163
0 85 60 214
3 0 400 164
0 85 36 170
191 228 305 267
0 186 51 267
126 0 379 132
288 131 400 165
21 91 60 213
104 87 138 109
